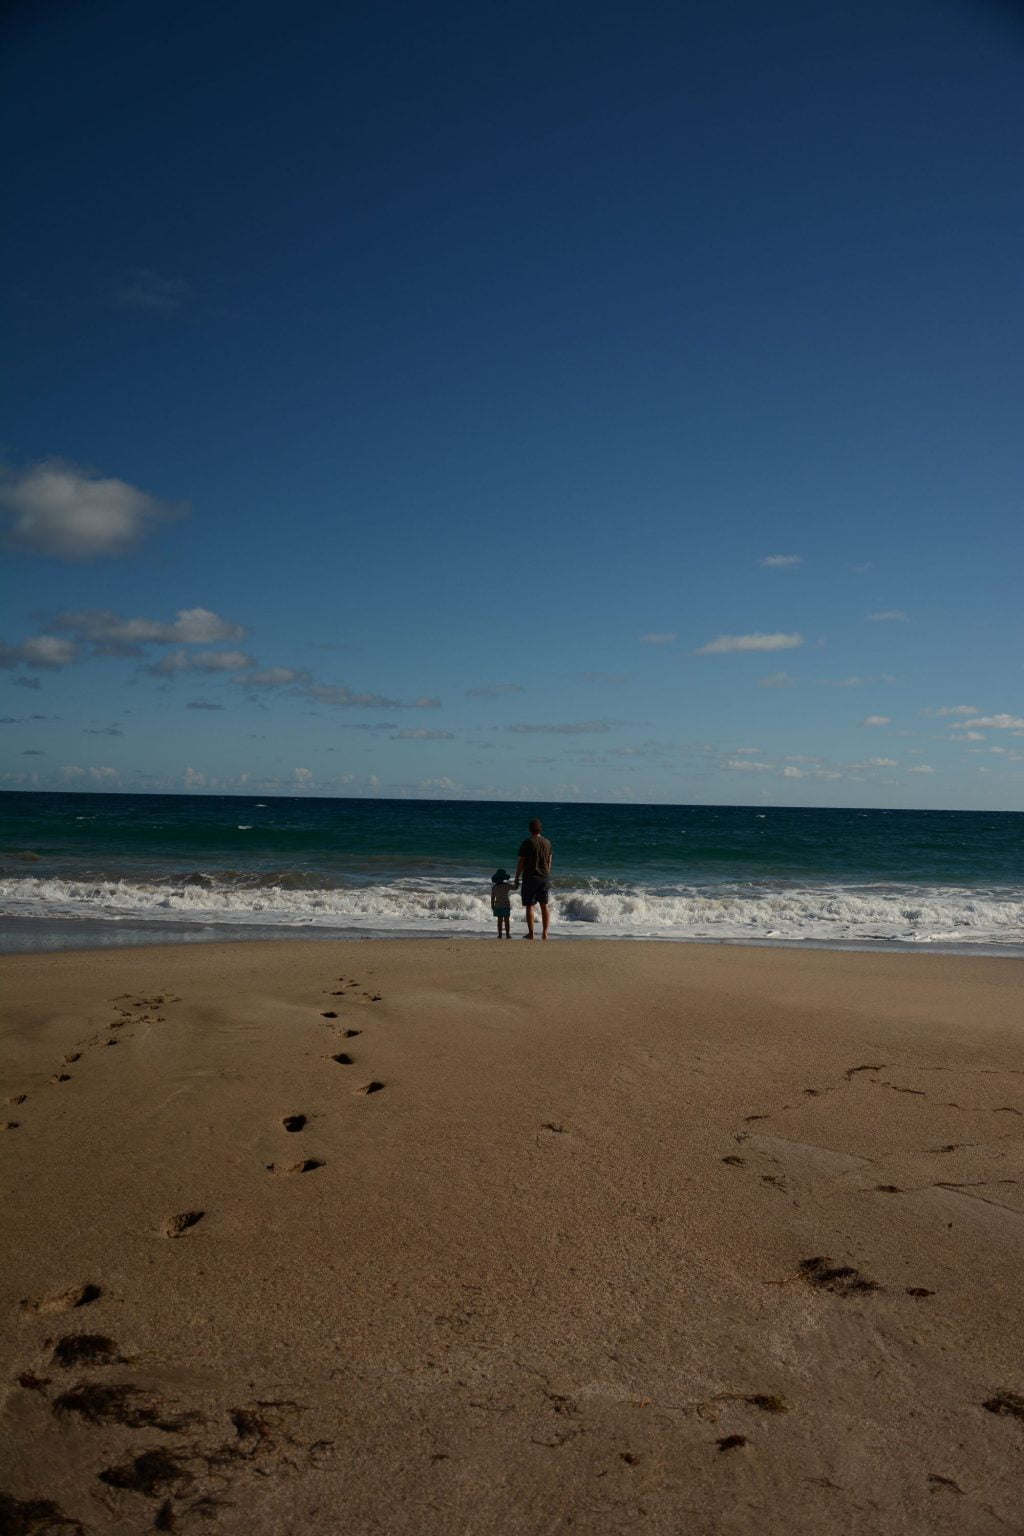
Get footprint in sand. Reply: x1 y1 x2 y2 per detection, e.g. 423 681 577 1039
51 1333 123 1368
20 1282 102 1316
8 1093 27 1105
0 1495 84 1535
341 1028 361 1039
331 979 382 1005
798 1256 881 1296
353 1081 384 1096
162 1211 205 1238
329 1052 353 1065
5 1120 20 1130
49 1073 72 1084
266 1159 325 1175
55 1383 198 1432
282 1114 307 1132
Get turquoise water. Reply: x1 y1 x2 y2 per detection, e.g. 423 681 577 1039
1 791 1022 952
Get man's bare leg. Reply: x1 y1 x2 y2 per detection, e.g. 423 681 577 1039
540 902 550 939
525 904 535 939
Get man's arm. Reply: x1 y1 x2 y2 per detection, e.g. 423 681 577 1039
514 852 525 885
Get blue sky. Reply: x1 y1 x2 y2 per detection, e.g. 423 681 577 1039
1 0 1022 808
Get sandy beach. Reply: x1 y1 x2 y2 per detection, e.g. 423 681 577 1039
1 938 1022 1535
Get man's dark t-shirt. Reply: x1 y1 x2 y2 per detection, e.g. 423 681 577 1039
519 834 553 880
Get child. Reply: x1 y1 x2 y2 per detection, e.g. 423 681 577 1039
490 868 514 939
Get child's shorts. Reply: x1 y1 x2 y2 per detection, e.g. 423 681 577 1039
494 906 511 918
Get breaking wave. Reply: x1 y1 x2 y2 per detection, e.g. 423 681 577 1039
1 874 1022 949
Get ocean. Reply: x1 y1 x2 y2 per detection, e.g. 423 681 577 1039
1 791 1022 956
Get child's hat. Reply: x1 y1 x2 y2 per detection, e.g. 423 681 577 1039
492 868 510 883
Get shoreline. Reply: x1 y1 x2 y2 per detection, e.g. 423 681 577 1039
2 917 1023 961
2 939 1022 1533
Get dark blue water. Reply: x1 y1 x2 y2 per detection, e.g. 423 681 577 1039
1 792 1022 952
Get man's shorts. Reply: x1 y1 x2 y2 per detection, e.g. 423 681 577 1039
521 877 550 908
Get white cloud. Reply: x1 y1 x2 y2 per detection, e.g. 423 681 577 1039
927 704 979 717
230 671 440 711
734 746 762 754
183 767 206 788
725 758 773 771
419 776 459 792
10 635 79 669
782 765 806 778
696 632 803 654
465 683 525 698
235 667 309 689
306 682 405 709
850 562 873 574
866 610 909 622
759 554 802 568
55 607 245 654
149 647 254 677
908 764 935 774
60 764 118 783
759 671 795 688
115 267 190 310
867 757 899 767
640 633 676 645
173 610 243 645
954 730 986 742
860 716 891 727
0 461 183 559
508 720 621 735
963 714 1024 730
391 729 455 740
191 649 252 671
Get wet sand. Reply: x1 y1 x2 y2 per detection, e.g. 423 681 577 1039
1 939 1022 1535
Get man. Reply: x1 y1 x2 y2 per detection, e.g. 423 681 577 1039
514 816 553 940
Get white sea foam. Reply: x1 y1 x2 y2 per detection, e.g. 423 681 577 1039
1 875 1022 949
